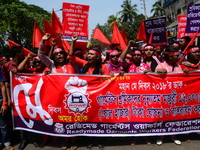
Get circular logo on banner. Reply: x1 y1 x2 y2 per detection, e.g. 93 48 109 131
67 92 88 112
54 123 65 133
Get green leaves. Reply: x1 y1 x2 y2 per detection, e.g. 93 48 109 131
0 0 51 54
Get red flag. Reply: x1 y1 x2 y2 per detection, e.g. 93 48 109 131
92 27 111 45
43 19 63 48
112 21 127 51
50 9 62 34
75 42 87 54
7 40 33 56
182 29 199 55
179 29 200 63
62 40 70 53
148 32 153 44
136 20 146 42
121 29 128 45
32 22 43 48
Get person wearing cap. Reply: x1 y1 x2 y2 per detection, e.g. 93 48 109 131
180 46 200 71
38 33 77 74
68 35 110 75
143 44 160 72
128 49 150 73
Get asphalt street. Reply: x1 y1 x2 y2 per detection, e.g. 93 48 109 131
5 132 200 150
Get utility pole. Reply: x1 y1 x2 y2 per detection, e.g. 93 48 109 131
140 0 148 19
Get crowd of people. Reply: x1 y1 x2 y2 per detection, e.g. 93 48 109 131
0 33 199 150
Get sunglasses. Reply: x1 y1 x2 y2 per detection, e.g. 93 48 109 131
54 51 65 55
111 55 120 58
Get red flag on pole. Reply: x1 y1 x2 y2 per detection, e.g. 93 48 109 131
121 29 128 45
50 9 62 34
43 19 63 48
32 22 43 48
112 21 127 51
62 40 70 53
136 20 146 42
179 29 200 63
7 39 33 56
92 27 111 45
148 32 153 45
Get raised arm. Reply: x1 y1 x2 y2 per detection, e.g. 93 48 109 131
38 33 51 51
48 39 56 59
120 40 135 60
38 33 54 70
18 53 36 71
69 35 78 56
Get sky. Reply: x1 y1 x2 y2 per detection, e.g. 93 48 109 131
21 0 158 37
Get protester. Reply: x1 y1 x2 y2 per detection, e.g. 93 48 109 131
128 49 151 73
106 40 134 75
155 46 188 145
153 46 165 62
180 46 200 71
179 36 192 52
143 44 160 72
125 53 133 64
155 46 187 73
38 33 77 74
68 35 112 150
68 35 110 75
0 56 14 150
1 46 36 150
31 57 48 74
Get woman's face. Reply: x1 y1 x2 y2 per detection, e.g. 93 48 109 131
33 60 46 71
87 53 98 64
110 54 120 64
132 53 141 64
170 54 180 63
54 51 65 64
144 48 154 58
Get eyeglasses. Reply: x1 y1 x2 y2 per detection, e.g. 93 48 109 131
111 55 120 58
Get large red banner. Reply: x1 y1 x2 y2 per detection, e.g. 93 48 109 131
11 72 200 137
62 3 89 42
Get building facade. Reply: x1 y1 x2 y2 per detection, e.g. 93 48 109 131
161 0 200 36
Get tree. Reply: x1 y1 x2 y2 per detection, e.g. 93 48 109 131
117 0 138 23
123 13 145 41
0 0 51 54
107 15 122 29
150 0 165 18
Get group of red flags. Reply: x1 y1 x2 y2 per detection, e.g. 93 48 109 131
8 9 130 56
7 9 198 58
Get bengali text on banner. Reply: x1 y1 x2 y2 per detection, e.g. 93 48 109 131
11 72 200 137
